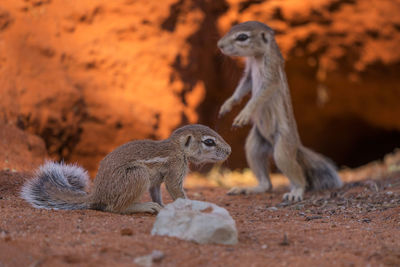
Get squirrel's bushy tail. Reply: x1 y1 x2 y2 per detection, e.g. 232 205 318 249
297 146 342 191
21 161 91 210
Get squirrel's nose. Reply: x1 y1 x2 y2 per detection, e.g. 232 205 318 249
226 146 232 156
217 41 225 50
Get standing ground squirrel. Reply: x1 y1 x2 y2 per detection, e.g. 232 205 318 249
21 124 231 214
217 21 342 202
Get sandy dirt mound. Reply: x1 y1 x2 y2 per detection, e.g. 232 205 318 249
0 123 47 172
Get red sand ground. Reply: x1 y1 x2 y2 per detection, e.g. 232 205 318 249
0 165 399 266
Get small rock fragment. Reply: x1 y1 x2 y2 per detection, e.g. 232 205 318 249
365 181 379 192
0 229 10 241
362 218 371 223
120 228 133 236
134 250 165 267
150 250 165 262
134 255 152 267
305 215 323 221
279 233 289 246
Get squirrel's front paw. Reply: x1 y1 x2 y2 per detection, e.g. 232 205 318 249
232 110 251 127
218 99 234 118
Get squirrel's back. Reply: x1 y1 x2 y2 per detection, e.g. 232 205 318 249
21 161 90 210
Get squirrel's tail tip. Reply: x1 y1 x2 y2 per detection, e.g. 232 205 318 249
20 161 90 210
298 146 342 191
20 177 44 209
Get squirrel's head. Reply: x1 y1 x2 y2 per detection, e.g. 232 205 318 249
217 21 277 58
171 124 231 164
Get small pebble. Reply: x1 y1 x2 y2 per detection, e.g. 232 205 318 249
362 218 371 223
120 228 133 236
151 250 165 262
134 250 165 267
279 234 289 246
305 216 323 221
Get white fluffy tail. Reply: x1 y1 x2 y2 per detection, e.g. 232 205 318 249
21 161 91 210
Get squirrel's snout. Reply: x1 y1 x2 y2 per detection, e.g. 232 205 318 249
227 146 232 156
217 40 225 50
223 145 232 159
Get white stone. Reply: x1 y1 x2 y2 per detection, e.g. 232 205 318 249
151 198 238 245
133 250 165 267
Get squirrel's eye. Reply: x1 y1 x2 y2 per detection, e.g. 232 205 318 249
202 139 216 147
235 33 249 42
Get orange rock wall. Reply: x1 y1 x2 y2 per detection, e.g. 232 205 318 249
0 0 399 174
0 123 47 172
0 0 206 174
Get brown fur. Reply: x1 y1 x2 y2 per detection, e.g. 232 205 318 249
21 124 231 214
217 21 342 202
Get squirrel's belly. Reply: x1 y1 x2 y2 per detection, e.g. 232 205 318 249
253 105 276 138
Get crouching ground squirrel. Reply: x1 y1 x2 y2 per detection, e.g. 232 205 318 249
217 21 342 201
21 124 231 214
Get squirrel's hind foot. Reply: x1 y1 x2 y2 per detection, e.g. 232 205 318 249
123 202 162 214
282 187 304 202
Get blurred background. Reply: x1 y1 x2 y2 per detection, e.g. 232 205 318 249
0 0 399 175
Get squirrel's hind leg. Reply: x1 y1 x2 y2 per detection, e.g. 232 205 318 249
273 136 306 202
101 164 161 214
228 126 273 195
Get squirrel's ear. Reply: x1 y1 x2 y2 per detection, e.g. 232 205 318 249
184 135 192 147
261 32 268 44
180 134 193 149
